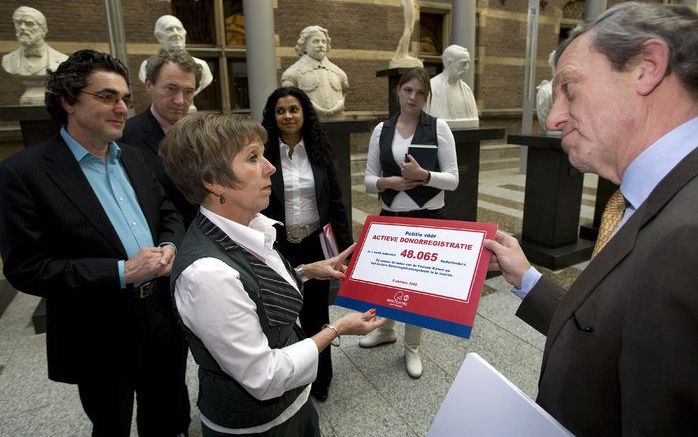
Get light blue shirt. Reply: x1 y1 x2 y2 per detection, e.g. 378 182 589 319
61 127 154 288
515 117 698 299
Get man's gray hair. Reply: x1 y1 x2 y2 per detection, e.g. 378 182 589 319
555 2 698 97
295 25 331 57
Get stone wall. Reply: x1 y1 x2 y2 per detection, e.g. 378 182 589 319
1 0 643 137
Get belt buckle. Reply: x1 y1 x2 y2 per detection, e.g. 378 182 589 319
286 223 309 243
137 280 157 299
286 232 303 244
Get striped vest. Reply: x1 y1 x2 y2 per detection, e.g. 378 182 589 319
171 213 308 429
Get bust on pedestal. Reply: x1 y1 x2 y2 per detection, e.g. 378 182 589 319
2 6 68 105
281 26 349 120
138 15 213 113
425 45 479 129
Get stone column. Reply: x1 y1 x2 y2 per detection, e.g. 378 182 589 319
584 0 607 21
103 0 129 65
243 0 278 121
451 0 476 89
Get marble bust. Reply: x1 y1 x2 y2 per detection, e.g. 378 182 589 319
425 45 479 128
281 25 349 120
138 15 213 112
2 6 68 105
536 50 556 131
389 0 423 68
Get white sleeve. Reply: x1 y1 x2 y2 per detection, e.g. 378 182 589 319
364 122 384 194
427 119 459 191
174 258 318 401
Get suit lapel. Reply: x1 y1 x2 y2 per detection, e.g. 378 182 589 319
142 111 165 154
310 160 326 210
543 147 698 354
43 136 126 256
268 141 286 212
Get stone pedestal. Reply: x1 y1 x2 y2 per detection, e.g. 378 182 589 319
376 67 415 117
579 177 618 241
0 105 59 333
447 128 505 222
0 105 60 148
19 75 48 106
321 119 375 226
508 133 594 270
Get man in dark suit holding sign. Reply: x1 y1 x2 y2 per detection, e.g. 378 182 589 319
485 3 698 435
0 50 190 436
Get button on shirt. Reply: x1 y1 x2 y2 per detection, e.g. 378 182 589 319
279 139 320 226
61 127 154 288
515 117 698 298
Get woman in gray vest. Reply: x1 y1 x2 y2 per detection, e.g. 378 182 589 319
362 68 458 379
160 113 384 436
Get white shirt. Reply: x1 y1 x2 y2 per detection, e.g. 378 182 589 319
364 118 459 211
279 139 320 226
174 207 318 434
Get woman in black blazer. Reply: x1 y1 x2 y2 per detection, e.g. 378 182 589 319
261 86 353 402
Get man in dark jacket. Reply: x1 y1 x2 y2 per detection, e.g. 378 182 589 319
0 49 190 437
121 50 201 226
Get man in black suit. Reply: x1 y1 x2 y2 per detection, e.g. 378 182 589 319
485 3 698 435
121 51 200 226
0 50 190 436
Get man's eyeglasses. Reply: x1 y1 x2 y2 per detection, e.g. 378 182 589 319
80 91 132 107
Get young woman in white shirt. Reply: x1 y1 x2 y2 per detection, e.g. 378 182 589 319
362 68 458 379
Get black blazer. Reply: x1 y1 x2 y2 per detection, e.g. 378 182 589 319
517 147 698 436
0 134 184 383
261 140 353 252
121 109 197 226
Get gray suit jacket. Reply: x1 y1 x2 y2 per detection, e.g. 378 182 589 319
517 147 698 436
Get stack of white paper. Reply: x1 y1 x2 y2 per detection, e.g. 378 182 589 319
428 353 572 437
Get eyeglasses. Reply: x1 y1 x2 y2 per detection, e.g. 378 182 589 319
80 91 132 107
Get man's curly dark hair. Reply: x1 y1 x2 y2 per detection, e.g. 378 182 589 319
45 49 130 125
261 86 334 167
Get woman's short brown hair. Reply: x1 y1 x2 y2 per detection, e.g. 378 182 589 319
160 112 267 205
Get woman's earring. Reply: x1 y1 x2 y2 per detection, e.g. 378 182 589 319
219 193 226 204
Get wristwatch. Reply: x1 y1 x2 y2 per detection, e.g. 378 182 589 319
294 264 309 283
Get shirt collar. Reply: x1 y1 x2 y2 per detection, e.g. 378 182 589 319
61 126 121 163
199 206 282 257
150 106 173 134
621 116 698 210
279 137 305 151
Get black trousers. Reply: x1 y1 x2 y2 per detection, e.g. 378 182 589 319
200 399 320 437
278 229 333 392
77 286 190 437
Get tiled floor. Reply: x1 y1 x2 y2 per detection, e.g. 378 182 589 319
0 166 598 436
